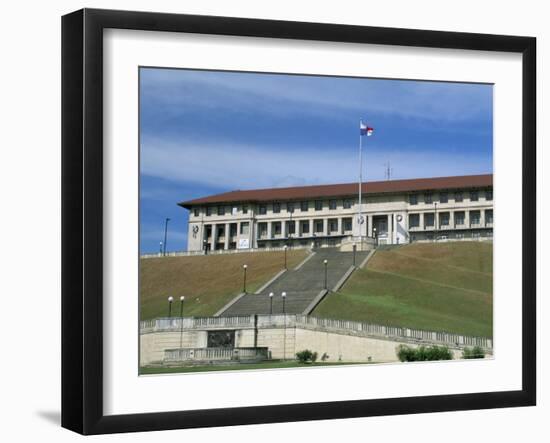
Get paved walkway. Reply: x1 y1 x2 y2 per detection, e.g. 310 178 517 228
221 248 370 316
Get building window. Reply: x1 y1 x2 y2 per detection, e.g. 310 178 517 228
486 190 493 201
343 218 352 231
273 222 282 235
440 192 448 203
425 213 435 227
470 191 479 202
329 199 337 210
343 199 352 209
273 202 281 213
328 219 338 232
455 192 463 202
440 212 450 226
300 201 309 212
470 211 481 225
301 221 310 234
287 202 294 213
242 205 248 214
486 209 493 224
229 224 238 237
206 206 212 216
455 211 465 225
259 204 267 215
193 208 200 217
240 222 249 235
217 206 225 216
288 221 296 235
409 214 420 228
424 193 433 204
409 194 418 205
315 220 324 233
315 200 323 211
258 223 267 238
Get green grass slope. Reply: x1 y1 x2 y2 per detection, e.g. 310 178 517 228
140 249 307 320
313 242 493 338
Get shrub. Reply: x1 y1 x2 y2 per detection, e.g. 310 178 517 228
321 352 330 362
397 344 453 362
296 349 318 363
462 346 485 359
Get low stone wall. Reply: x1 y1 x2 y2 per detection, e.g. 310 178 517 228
140 326 467 366
164 347 268 363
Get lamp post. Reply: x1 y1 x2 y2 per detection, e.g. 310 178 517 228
159 241 163 255
167 296 173 318
163 217 171 256
203 239 208 255
323 259 328 290
352 242 357 266
269 292 274 315
242 264 248 293
282 291 287 360
283 245 288 269
373 227 377 246
179 296 185 348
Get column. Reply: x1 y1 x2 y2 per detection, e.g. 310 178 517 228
480 209 486 227
282 220 288 238
465 211 470 228
224 223 230 250
252 221 258 249
211 223 217 251
419 213 425 230
387 214 393 244
267 221 273 239
367 214 373 237
450 211 455 229
323 218 328 236
337 218 343 235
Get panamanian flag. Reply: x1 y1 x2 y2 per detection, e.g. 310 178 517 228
360 121 374 136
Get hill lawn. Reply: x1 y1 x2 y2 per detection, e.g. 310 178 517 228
140 249 307 320
313 242 493 338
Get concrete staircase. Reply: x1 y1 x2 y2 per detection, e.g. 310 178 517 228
221 248 370 316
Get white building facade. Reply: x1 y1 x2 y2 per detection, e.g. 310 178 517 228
179 174 493 252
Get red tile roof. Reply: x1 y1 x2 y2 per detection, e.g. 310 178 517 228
178 174 492 208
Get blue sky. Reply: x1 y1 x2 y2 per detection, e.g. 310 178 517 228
140 68 493 254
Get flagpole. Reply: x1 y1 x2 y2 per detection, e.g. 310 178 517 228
358 120 363 251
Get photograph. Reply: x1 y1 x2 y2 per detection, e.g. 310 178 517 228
138 68 494 375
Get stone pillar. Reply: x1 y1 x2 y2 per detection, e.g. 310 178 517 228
323 218 328 236
465 211 470 228
282 220 288 238
224 223 230 250
211 223 217 251
309 219 314 236
267 221 273 239
419 213 425 230
387 213 393 244
367 215 373 237
480 209 486 227
450 211 455 229
337 218 343 235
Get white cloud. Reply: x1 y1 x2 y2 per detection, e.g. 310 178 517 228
140 136 492 193
141 69 492 123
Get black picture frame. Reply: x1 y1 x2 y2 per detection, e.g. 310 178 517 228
61 8 536 435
